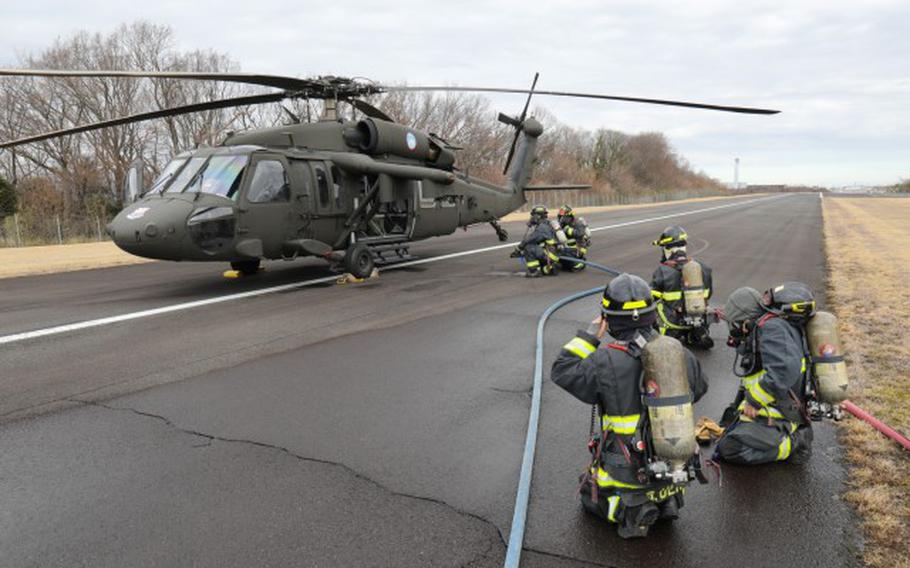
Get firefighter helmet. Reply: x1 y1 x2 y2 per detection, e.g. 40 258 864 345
652 225 688 247
558 204 575 225
763 282 816 319
529 204 549 224
601 273 656 317
724 287 764 326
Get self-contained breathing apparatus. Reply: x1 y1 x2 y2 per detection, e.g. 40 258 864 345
584 332 707 494
725 282 850 423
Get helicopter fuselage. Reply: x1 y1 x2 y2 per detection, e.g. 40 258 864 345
108 117 539 266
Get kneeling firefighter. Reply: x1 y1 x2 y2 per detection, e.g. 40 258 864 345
557 205 591 271
650 226 716 349
714 283 819 465
511 205 566 277
551 273 709 538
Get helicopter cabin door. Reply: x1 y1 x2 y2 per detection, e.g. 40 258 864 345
237 154 294 258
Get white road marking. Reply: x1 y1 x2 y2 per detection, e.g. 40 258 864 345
0 194 782 346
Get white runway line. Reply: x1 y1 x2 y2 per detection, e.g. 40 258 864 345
0 194 782 346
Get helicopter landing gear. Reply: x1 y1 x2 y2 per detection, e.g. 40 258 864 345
230 259 261 276
344 242 375 279
491 220 509 242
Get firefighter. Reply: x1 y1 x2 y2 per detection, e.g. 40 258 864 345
551 273 708 538
650 225 715 349
557 205 591 271
511 205 566 277
714 283 815 465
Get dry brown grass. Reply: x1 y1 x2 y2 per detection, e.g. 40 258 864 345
0 241 151 279
824 197 910 568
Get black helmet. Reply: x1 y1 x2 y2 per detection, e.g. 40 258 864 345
652 225 688 247
558 204 575 224
601 273 656 317
763 282 816 319
529 204 548 223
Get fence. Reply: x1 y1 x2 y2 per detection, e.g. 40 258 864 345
1 213 112 247
514 188 728 212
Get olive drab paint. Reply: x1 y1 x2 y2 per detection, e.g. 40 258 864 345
681 260 707 316
0 69 779 276
642 335 697 465
807 311 849 404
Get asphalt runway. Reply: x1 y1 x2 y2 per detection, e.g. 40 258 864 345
0 193 860 567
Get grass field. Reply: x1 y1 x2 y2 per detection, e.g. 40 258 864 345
0 241 152 279
824 197 910 568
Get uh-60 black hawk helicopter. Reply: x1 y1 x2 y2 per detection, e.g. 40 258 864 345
0 70 777 278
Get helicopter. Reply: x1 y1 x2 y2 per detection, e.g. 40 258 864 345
0 70 778 278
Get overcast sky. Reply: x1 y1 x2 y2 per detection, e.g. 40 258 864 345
2 0 908 187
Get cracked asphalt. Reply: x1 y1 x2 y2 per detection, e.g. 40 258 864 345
0 194 860 567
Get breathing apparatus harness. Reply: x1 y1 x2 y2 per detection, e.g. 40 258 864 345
582 327 708 505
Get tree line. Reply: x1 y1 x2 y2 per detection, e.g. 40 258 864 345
0 22 726 245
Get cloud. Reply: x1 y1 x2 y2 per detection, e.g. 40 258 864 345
0 0 908 186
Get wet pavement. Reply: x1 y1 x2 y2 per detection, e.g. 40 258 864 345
0 194 860 567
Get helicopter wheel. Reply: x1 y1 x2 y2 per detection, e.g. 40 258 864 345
230 259 261 276
344 242 375 279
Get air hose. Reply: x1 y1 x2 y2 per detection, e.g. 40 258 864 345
504 257 619 568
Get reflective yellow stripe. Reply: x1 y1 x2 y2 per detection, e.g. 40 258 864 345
777 435 792 460
801 357 807 373
657 302 688 330
607 495 620 522
564 337 596 359
602 413 640 435
547 251 559 261
661 291 683 301
738 400 785 419
546 239 557 245
747 379 775 406
526 260 540 268
622 300 647 309
593 467 643 489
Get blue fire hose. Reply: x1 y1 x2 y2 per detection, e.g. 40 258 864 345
503 257 621 567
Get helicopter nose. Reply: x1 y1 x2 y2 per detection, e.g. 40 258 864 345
108 200 193 260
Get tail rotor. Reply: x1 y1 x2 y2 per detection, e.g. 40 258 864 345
500 72 539 175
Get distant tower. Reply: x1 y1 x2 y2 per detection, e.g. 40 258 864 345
734 157 740 190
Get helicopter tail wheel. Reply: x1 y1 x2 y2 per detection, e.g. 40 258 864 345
344 242 375 279
229 259 261 276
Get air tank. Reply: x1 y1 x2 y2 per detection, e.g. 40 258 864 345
806 311 849 403
642 335 696 464
681 260 707 316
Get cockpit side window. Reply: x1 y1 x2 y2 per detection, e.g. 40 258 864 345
247 159 290 203
314 164 330 208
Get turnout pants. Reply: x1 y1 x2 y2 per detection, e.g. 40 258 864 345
522 244 555 274
715 417 813 465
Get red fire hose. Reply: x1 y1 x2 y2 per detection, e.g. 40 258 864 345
842 400 910 452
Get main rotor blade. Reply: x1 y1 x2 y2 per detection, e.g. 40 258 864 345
386 85 780 115
0 92 288 149
350 99 394 122
0 68 316 91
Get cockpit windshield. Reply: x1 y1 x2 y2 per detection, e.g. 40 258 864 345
165 157 206 194
165 155 249 199
146 158 188 195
